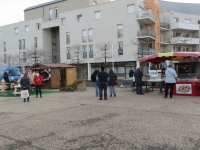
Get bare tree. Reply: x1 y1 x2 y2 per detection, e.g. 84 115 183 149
69 44 86 79
95 42 112 67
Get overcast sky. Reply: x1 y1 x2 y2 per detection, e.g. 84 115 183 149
0 0 199 26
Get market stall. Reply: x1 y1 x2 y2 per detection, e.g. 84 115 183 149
29 63 76 89
139 52 200 96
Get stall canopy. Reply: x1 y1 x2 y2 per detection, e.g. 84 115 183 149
139 52 200 64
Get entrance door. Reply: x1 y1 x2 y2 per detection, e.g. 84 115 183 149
66 68 75 86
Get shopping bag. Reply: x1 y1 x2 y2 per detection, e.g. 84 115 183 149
21 90 29 99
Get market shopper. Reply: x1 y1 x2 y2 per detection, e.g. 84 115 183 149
91 69 99 97
34 71 43 98
160 68 166 93
129 67 134 78
134 66 144 95
108 68 117 97
20 72 31 102
97 67 108 100
164 64 178 99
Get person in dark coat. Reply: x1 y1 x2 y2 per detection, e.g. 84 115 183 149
129 67 134 78
3 70 10 83
91 69 99 97
108 68 117 97
20 72 31 102
134 66 144 95
97 66 108 100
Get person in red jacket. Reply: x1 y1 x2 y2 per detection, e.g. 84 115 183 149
33 71 43 98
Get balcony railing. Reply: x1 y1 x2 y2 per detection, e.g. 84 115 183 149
160 22 170 29
67 53 71 59
137 29 156 39
83 52 87 58
82 36 87 42
89 51 93 58
88 35 93 42
136 9 156 23
118 49 123 55
171 37 199 45
138 48 156 56
160 37 170 43
66 38 70 44
117 30 123 38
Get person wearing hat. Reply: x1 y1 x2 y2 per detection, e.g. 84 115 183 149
97 66 108 100
134 66 144 95
33 71 43 98
164 64 178 98
20 72 31 102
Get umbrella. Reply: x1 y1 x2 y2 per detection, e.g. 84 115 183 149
139 52 200 64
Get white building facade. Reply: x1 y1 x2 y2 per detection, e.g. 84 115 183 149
0 0 200 79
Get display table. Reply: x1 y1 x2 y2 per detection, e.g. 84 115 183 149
173 81 200 96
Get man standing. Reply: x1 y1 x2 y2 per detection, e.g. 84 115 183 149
34 71 43 98
97 67 108 100
129 67 134 78
91 69 99 97
3 70 10 83
134 66 144 95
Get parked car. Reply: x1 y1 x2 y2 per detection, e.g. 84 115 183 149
0 67 21 82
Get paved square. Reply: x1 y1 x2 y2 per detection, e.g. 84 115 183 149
1 87 200 150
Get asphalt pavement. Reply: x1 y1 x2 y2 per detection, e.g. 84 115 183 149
1 87 200 150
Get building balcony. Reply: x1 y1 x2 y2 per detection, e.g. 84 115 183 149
171 37 199 45
160 38 170 45
137 29 156 40
138 48 156 56
160 22 170 31
136 9 156 24
171 22 199 31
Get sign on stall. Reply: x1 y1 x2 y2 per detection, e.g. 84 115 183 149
176 84 192 94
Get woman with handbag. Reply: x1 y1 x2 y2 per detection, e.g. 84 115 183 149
20 72 31 102
108 68 117 97
164 64 178 99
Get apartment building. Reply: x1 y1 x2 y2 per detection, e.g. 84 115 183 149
0 0 200 79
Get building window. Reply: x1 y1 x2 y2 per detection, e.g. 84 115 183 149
184 19 191 23
173 47 181 52
19 52 22 63
67 47 71 59
173 32 180 37
19 40 22 50
34 37 38 48
77 14 82 22
94 11 101 19
23 52 26 63
93 1 97 5
15 27 18 34
88 29 93 42
36 23 41 30
25 25 29 32
89 45 93 58
3 42 6 52
82 30 87 42
55 7 59 18
66 32 70 44
23 39 26 49
83 46 87 58
172 17 179 23
4 54 7 64
61 18 66 25
117 24 123 38
118 41 123 55
127 4 134 13
49 8 53 20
